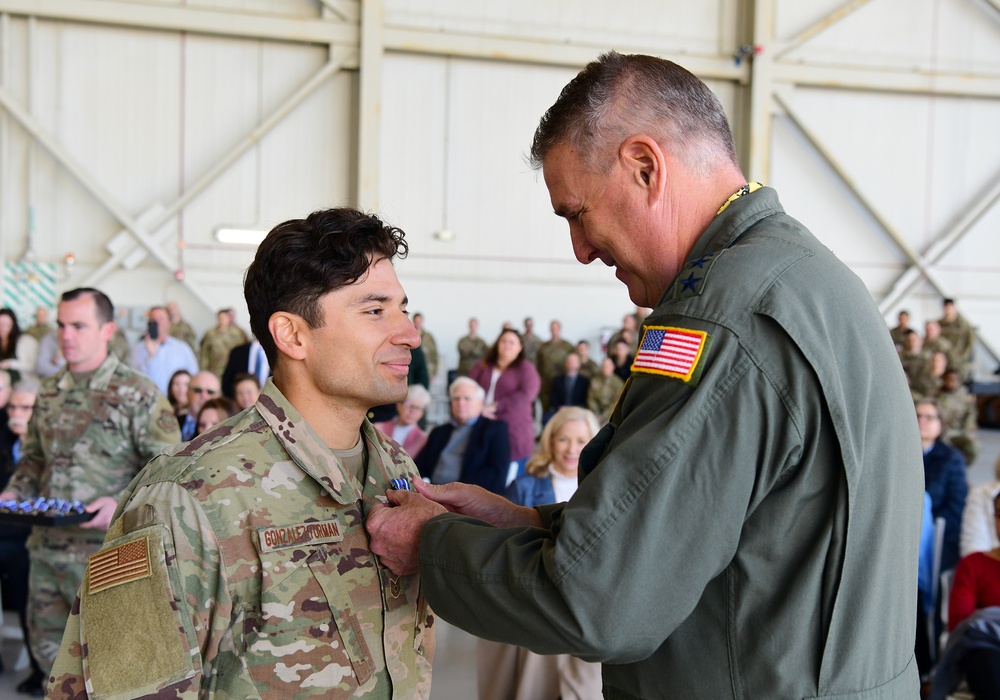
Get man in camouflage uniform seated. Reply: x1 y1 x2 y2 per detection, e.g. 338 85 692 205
48 208 434 699
936 367 980 466
0 287 181 683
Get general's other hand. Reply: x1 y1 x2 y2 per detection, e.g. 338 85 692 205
81 496 119 531
412 479 541 529
367 491 447 576
0 489 16 501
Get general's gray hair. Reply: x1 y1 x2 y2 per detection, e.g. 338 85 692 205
529 51 739 175
448 376 485 400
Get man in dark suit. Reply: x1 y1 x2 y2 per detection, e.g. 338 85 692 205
415 377 511 494
545 352 590 424
221 338 270 399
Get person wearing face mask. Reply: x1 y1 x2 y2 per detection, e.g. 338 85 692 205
477 407 603 700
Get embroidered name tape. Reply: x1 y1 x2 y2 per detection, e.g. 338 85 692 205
258 519 343 553
88 536 151 595
631 326 709 383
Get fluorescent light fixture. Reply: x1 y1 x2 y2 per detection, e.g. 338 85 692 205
215 227 267 245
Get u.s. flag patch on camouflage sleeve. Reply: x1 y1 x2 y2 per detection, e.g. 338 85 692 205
88 536 151 594
631 326 710 384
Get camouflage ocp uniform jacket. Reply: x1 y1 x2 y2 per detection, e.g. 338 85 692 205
5 353 180 551
48 380 434 700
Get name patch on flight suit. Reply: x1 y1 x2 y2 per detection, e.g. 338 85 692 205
631 326 710 384
257 519 343 553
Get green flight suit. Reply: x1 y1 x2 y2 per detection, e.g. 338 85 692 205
417 187 923 698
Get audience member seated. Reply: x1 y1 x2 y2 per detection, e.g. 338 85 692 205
0 380 45 695
195 396 240 436
900 329 931 394
919 398 969 574
374 385 431 460
587 357 626 424
0 308 39 384
544 352 590 425
180 371 221 441
221 338 270 399
469 329 540 468
231 372 262 410
34 330 64 378
961 457 1000 558
167 369 192 423
932 491 1000 700
131 305 199 395
415 377 510 494
478 406 603 700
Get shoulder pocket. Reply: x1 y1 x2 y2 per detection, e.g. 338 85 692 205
80 524 199 699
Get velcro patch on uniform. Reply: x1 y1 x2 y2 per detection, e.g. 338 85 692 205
88 536 151 594
631 326 709 383
258 518 343 553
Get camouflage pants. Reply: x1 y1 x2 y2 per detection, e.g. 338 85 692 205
28 541 98 673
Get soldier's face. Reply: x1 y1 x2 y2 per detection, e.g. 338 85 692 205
304 257 420 413
57 295 115 373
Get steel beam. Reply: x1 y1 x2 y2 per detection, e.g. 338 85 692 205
773 62 1000 100
356 0 383 211
0 0 357 45
773 0 873 60
773 91 951 298
746 0 776 181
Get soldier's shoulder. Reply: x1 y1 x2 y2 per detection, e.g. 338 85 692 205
138 410 277 492
109 361 164 394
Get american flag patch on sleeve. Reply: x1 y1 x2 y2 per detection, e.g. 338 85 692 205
88 536 151 595
631 326 709 383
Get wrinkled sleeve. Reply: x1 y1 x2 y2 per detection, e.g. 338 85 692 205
418 327 801 663
133 389 182 463
48 480 226 699
5 410 44 498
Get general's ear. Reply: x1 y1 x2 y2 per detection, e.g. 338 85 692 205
268 312 308 362
619 135 665 198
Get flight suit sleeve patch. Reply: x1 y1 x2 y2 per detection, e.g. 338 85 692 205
630 326 711 385
80 526 198 699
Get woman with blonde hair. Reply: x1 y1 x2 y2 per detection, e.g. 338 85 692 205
477 406 603 700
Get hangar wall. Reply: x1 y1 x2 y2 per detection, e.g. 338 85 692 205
0 0 998 376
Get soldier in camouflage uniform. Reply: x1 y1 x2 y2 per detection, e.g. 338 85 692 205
936 368 980 466
938 298 977 381
48 208 433 699
199 308 249 378
413 313 438 379
166 300 199 352
898 330 932 390
521 317 543 365
888 310 910 351
575 340 599 379
0 287 180 677
923 320 955 371
457 317 488 376
586 356 625 423
535 320 575 413
23 307 54 342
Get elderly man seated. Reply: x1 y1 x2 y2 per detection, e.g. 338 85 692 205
415 377 511 494
179 371 221 441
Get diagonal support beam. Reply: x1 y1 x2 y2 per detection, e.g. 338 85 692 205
773 0 874 60
0 83 217 310
84 50 353 286
773 91 951 297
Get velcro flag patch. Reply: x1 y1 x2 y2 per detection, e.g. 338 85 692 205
631 326 709 383
88 536 151 594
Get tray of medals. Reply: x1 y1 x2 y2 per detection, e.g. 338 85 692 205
0 498 95 526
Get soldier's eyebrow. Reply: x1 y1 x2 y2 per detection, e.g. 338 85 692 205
353 294 409 307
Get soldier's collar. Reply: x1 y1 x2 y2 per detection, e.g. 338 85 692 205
55 353 120 391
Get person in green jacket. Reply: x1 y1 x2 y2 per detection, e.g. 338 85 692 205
368 51 923 699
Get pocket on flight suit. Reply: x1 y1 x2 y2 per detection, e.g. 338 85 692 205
79 524 200 699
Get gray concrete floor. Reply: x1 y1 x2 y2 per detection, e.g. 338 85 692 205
2 429 998 699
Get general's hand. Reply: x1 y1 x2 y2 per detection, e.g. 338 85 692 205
80 496 119 531
0 490 16 501
367 491 447 576
412 479 541 529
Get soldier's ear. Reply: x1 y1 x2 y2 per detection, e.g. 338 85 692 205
269 312 307 362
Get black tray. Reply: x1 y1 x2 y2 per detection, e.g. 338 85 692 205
0 510 95 527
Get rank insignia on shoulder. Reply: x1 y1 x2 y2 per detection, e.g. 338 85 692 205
88 536 152 594
671 251 719 299
631 326 710 384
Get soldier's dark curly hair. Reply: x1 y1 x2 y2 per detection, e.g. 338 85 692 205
243 208 408 367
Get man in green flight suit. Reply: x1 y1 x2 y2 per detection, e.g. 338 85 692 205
367 52 923 699
48 208 434 699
